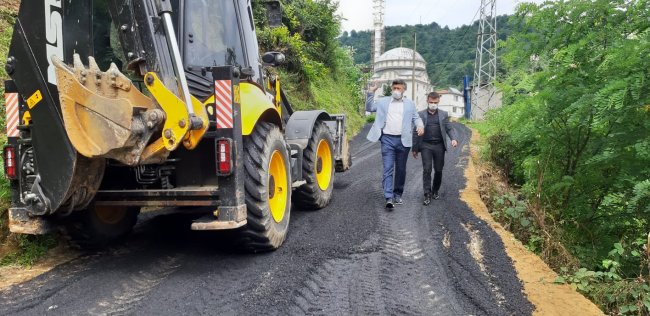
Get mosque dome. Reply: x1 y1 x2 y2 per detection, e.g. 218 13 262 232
375 47 425 63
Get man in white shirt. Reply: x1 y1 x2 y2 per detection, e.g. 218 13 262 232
366 79 424 209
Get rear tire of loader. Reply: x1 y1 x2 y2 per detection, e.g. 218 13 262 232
238 122 291 252
61 204 140 249
293 121 334 210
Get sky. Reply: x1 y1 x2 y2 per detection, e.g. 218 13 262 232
336 0 544 32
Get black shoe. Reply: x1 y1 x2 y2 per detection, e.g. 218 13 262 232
385 198 394 209
432 192 440 200
394 196 403 205
423 194 431 206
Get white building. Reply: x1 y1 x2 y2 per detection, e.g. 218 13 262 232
371 47 432 110
436 87 465 118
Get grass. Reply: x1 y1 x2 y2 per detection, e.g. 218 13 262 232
0 234 58 267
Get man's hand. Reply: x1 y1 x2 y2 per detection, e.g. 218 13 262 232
368 80 379 93
412 151 418 159
416 127 424 136
451 140 458 147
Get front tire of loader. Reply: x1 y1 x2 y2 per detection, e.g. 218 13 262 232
238 122 292 252
61 204 140 249
293 121 334 210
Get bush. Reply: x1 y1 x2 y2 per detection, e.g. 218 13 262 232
479 1 650 313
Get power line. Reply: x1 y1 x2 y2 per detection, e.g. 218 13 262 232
429 7 481 86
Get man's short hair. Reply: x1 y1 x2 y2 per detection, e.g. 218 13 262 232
427 92 440 99
391 79 407 90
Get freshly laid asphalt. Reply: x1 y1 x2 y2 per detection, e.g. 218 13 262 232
0 123 533 315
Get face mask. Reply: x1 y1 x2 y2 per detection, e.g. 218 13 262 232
428 103 438 111
391 90 403 100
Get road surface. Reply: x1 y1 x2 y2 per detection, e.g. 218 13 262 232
0 123 534 315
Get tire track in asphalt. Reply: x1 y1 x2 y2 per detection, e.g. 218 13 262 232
88 255 182 315
287 252 385 315
377 205 455 315
285 169 385 315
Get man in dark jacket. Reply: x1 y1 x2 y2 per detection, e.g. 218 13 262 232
412 92 459 205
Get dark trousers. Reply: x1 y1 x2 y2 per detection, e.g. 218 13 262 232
380 135 410 199
420 141 445 195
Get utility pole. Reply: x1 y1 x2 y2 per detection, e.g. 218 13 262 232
472 0 498 120
412 32 417 101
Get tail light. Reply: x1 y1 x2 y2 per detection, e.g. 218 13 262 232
3 146 17 179
216 138 233 176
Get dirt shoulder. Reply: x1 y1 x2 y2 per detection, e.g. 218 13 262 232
462 128 604 315
0 245 77 290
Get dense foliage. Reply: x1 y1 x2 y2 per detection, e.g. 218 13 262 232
481 0 650 313
252 0 366 133
338 16 514 87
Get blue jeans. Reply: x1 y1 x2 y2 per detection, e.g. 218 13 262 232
380 135 411 200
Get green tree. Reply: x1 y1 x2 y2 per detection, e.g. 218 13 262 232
490 0 650 278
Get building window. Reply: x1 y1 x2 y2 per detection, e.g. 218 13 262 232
453 107 457 113
454 95 459 101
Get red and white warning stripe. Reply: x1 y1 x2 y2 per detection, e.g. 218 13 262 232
4 93 19 137
214 80 234 129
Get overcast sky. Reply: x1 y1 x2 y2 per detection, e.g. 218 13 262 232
337 0 544 32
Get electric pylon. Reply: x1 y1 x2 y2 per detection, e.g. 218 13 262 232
472 0 498 120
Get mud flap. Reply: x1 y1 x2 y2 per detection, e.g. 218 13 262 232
8 207 56 235
190 205 247 231
325 114 352 172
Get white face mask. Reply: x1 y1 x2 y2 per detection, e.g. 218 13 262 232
428 103 438 111
391 90 403 100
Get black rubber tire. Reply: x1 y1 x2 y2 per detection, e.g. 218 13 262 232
237 122 292 252
60 204 139 249
293 121 335 210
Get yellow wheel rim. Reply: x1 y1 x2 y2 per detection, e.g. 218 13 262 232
316 139 333 191
95 206 127 225
268 150 288 223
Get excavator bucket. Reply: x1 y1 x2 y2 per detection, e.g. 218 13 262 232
52 54 164 165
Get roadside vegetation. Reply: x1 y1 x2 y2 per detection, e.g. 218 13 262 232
472 0 650 314
252 0 367 134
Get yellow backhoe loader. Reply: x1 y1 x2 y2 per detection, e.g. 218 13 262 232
2 0 350 251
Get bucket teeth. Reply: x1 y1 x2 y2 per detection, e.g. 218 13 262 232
54 54 152 107
51 54 159 164
88 56 101 73
73 53 84 70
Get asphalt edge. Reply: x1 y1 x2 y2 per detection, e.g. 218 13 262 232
461 128 604 316
0 245 78 290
